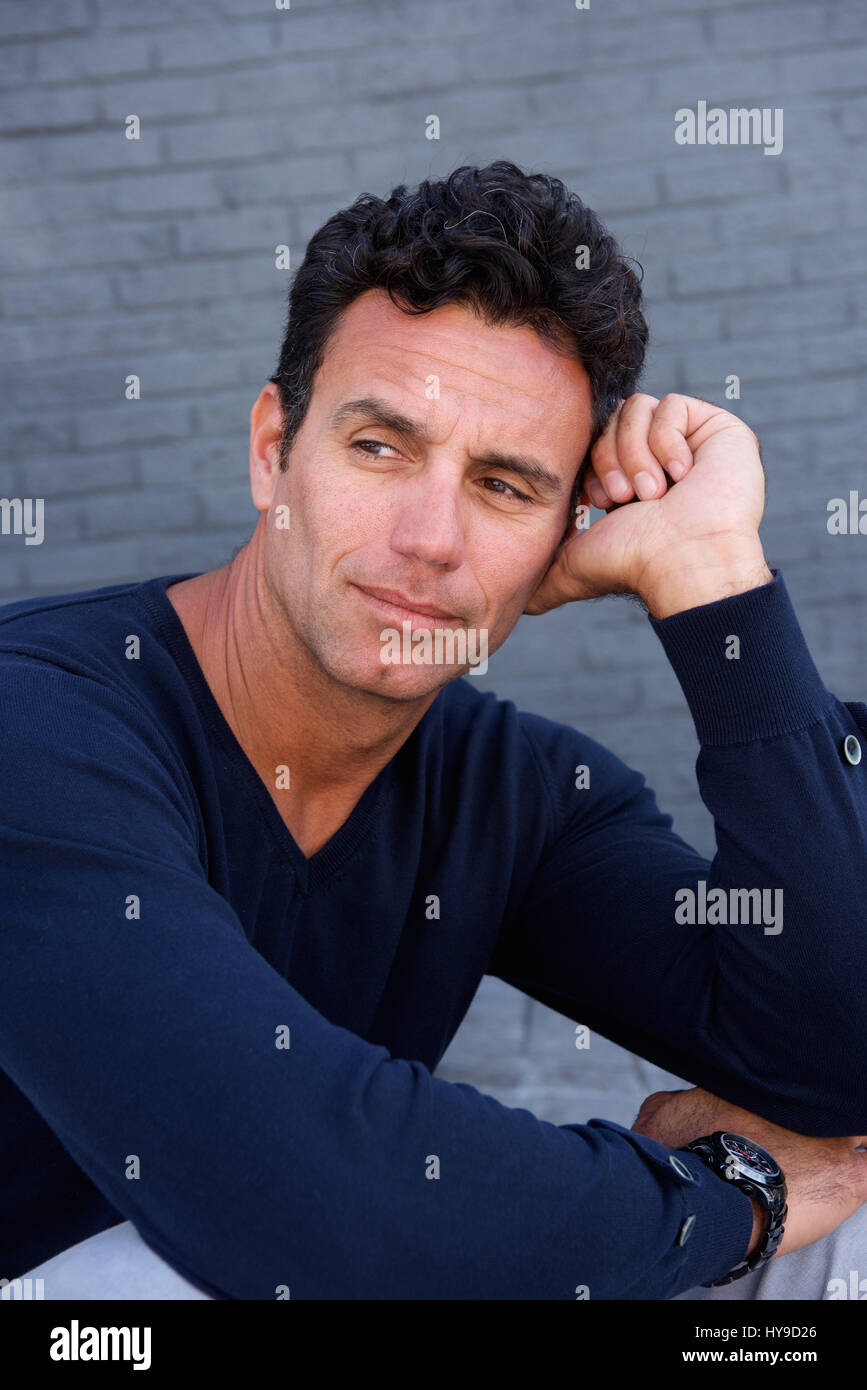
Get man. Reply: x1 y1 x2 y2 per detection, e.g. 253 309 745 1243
1 161 866 1301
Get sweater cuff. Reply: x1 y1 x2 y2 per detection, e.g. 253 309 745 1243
647 568 833 746
585 1118 756 1294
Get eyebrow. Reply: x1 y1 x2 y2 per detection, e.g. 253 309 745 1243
329 395 565 497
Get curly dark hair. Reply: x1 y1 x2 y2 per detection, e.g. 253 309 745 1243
269 160 648 520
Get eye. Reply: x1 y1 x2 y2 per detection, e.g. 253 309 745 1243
352 442 533 504
352 438 402 458
481 477 533 504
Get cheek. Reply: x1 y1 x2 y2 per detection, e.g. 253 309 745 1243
473 537 551 635
275 458 350 556
482 524 560 595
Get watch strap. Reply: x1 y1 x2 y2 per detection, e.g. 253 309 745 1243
680 1135 787 1286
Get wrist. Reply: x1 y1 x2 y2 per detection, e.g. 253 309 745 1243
639 537 772 619
746 1189 768 1259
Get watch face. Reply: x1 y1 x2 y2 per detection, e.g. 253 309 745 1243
721 1133 781 1180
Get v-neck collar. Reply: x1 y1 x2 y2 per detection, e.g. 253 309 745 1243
139 571 402 895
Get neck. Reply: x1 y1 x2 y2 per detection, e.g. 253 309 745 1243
166 528 438 853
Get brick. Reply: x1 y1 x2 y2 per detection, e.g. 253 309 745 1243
719 284 851 338
2 220 174 274
163 115 288 165
8 346 265 408
714 190 842 246
6 359 124 409
24 454 138 498
0 548 26 595
95 73 220 124
1 269 115 318
81 487 200 539
795 237 867 281
0 297 278 365
569 165 660 217
0 84 99 133
302 85 538 151
840 95 867 139
0 412 76 454
739 376 859 426
35 32 156 83
34 169 220 221
210 152 348 207
0 42 35 86
136 529 249 576
0 322 50 364
660 153 785 204
651 54 785 109
196 483 257 530
671 245 794 296
187 387 261 438
174 204 293 259
0 0 88 40
843 182 867 231
20 538 140 592
681 334 801 382
779 44 867 95
618 205 718 257
24 495 84 545
95 0 213 26
154 20 286 73
803 326 867 374
828 0 867 41
647 297 725 346
76 400 193 450
216 55 345 115
113 255 282 310
0 128 161 182
138 437 248 487
711 4 827 54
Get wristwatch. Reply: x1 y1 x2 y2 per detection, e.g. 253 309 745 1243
678 1131 788 1285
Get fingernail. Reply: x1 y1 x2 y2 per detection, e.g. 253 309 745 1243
666 458 687 480
605 469 631 501
634 471 659 500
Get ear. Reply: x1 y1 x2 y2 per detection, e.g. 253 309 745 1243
250 382 285 514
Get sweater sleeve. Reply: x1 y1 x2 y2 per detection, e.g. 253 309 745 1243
489 569 867 1138
0 651 755 1299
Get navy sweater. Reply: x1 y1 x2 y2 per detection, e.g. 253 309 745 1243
0 569 865 1300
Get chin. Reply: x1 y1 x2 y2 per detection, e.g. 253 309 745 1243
326 647 468 701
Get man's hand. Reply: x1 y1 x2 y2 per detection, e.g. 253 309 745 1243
632 1086 867 1261
525 393 773 618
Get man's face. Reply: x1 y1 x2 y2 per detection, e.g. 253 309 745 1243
251 287 594 699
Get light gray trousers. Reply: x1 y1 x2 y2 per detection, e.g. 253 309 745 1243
8 1203 867 1300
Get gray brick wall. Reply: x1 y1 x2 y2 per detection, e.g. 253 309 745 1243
1 0 864 1127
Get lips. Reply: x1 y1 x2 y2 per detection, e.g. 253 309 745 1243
353 584 462 624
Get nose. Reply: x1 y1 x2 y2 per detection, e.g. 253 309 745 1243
389 464 464 571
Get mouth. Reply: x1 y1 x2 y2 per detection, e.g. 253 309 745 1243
352 583 464 627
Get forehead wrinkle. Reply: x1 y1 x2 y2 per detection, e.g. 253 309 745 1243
352 339 578 428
